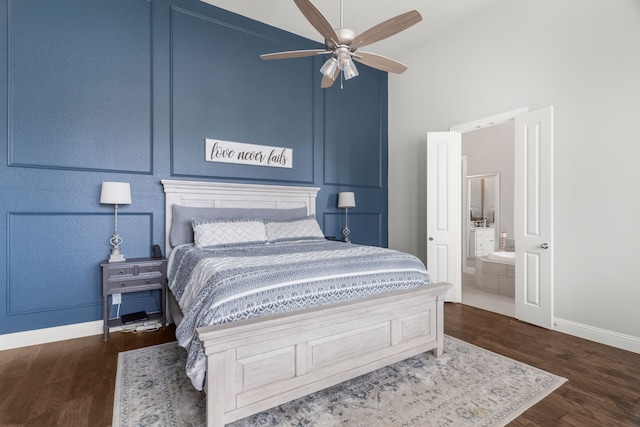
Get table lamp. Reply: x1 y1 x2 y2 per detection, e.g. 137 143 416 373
100 182 131 262
337 191 356 242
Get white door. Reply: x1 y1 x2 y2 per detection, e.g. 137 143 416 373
514 106 554 329
426 132 461 302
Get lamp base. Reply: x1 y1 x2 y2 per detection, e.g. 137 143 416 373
108 247 126 263
342 227 351 243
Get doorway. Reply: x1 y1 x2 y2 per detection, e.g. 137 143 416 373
427 106 553 328
451 110 522 317
460 122 515 317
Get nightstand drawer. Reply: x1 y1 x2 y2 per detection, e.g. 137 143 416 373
107 276 162 291
108 265 136 277
104 262 164 278
134 263 164 275
135 277 163 287
109 280 134 291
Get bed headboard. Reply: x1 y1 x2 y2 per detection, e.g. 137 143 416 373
161 179 320 257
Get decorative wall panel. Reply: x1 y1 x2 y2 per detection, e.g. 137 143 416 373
170 7 315 183
323 212 383 247
5 213 154 331
8 0 153 173
323 70 386 188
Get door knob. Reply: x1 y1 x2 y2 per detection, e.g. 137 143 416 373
428 237 434 241
540 243 549 249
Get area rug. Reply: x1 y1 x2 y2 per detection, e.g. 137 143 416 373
113 336 566 427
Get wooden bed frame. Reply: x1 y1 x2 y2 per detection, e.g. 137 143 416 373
161 179 451 427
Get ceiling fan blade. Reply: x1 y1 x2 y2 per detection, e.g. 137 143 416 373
350 10 422 50
260 49 328 60
293 0 340 46
352 51 408 74
321 67 340 88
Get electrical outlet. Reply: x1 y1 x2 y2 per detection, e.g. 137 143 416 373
112 293 121 305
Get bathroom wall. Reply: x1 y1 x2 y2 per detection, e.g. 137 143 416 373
462 121 514 239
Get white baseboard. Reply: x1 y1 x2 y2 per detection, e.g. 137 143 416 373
0 319 169 351
0 321 103 351
2 317 638 356
554 317 640 354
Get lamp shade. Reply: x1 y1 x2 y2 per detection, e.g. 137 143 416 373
100 182 131 205
337 192 356 209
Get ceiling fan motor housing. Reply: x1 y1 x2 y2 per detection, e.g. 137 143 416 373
328 28 357 50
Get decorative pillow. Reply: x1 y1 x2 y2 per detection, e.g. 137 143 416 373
171 205 308 247
265 216 325 243
192 218 268 248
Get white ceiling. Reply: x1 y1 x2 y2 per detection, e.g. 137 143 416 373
201 0 503 59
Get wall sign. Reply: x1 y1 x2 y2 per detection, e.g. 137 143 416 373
205 138 292 168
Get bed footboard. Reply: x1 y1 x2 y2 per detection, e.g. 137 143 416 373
197 282 451 427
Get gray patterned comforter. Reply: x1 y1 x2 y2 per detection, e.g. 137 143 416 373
168 240 431 390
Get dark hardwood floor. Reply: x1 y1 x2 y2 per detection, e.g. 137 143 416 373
445 304 640 426
0 326 176 427
0 304 638 426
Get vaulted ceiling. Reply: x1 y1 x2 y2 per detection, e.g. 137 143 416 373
201 0 503 59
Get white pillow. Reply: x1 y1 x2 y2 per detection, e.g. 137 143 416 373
192 218 267 248
265 216 325 243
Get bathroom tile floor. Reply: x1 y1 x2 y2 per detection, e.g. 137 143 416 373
461 273 515 317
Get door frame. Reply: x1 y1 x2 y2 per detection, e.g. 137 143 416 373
449 108 527 308
450 106 555 329
450 108 528 133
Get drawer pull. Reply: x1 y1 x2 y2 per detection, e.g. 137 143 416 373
120 283 126 287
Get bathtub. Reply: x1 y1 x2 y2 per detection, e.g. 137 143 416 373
487 251 515 264
475 253 515 296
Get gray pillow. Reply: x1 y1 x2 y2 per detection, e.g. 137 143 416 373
170 205 309 247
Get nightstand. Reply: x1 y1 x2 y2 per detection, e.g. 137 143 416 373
101 257 167 342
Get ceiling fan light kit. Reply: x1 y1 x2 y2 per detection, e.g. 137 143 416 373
336 48 358 79
260 0 422 88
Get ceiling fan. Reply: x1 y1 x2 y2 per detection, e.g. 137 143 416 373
260 0 422 88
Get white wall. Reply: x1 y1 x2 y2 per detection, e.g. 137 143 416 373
388 0 640 346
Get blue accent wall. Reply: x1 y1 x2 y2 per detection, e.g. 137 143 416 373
0 0 388 334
